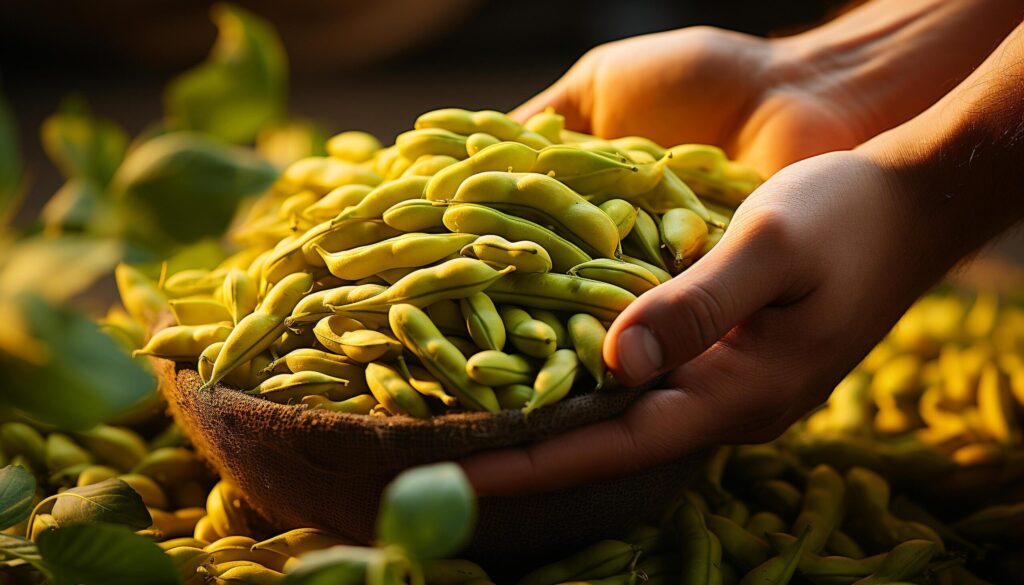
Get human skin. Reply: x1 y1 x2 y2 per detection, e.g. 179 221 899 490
462 1 1024 496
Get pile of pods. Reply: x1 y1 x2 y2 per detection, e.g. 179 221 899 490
126 108 761 416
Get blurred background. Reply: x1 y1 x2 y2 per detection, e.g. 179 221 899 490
1 0 852 218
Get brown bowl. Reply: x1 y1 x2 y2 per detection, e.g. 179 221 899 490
157 359 697 563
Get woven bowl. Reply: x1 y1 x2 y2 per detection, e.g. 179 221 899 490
157 359 696 563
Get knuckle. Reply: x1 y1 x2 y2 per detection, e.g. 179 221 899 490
662 280 731 353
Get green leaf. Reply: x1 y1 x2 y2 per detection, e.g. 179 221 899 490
0 295 156 430
165 3 287 144
49 478 151 530
0 236 121 303
0 91 24 225
111 131 277 247
40 178 109 235
376 463 475 561
41 97 128 187
37 523 179 585
0 465 36 530
0 533 46 577
283 546 382 585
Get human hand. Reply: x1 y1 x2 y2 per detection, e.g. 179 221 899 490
511 27 872 176
462 149 953 496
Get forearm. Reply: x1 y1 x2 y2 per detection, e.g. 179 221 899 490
859 18 1024 275
775 0 1024 142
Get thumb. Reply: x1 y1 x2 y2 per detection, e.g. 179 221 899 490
509 78 591 133
605 213 795 386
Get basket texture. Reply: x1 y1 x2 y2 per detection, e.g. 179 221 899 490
157 359 697 562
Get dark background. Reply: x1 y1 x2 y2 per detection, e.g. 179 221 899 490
0 0 851 216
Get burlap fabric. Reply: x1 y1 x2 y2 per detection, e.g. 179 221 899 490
157 359 698 562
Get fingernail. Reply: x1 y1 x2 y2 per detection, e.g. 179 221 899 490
618 326 662 382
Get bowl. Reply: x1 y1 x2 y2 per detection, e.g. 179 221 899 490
157 359 697 563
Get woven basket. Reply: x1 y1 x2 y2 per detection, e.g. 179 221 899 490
157 359 697 563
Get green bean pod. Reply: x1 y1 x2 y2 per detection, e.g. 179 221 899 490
486 272 636 322
599 199 638 240
328 258 513 313
466 350 537 386
568 314 608 388
396 128 469 160
496 384 534 410
169 298 233 327
524 349 580 413
365 362 431 419
850 540 937 585
245 371 350 404
516 540 638 585
134 323 233 360
461 234 553 273
460 292 506 351
204 273 313 389
443 203 591 272
382 199 448 232
389 304 499 413
501 306 558 358
451 172 620 258
568 259 660 296
660 207 709 266
316 232 477 281
426 140 540 200
674 497 724 585
622 209 668 272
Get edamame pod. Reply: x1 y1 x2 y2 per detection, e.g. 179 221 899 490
313 315 367 352
115 264 167 328
365 362 431 419
501 306 557 359
416 108 523 141
164 269 228 299
516 540 637 585
396 128 470 160
705 514 771 572
461 234 552 273
568 314 607 388
443 203 591 272
568 259 660 296
674 496 723 585
531 309 570 349
610 136 666 160
665 145 761 208
402 154 459 177
277 156 382 196
466 350 537 386
316 232 477 281
599 199 638 240
389 304 499 413
199 342 255 388
621 255 671 284
622 209 668 272
636 168 712 221
326 131 382 163
465 132 501 156
301 394 378 414
382 199 448 232
401 362 458 406
328 175 430 226
134 323 233 360
332 330 403 363
169 297 233 327
328 258 513 313
792 464 845 553
425 141 539 201
524 109 565 144
246 371 350 404
524 349 580 413
265 348 368 395
486 272 636 322
302 184 374 223
532 145 667 198
426 299 469 337
287 284 387 329
660 207 708 267
452 172 620 258
460 292 505 351
222 269 258 326
204 273 313 390
738 527 810 585
496 384 534 409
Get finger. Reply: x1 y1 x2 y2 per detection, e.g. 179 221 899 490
461 332 798 496
605 211 801 387
509 80 591 133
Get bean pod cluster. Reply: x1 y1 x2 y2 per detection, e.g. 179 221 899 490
126 108 761 416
